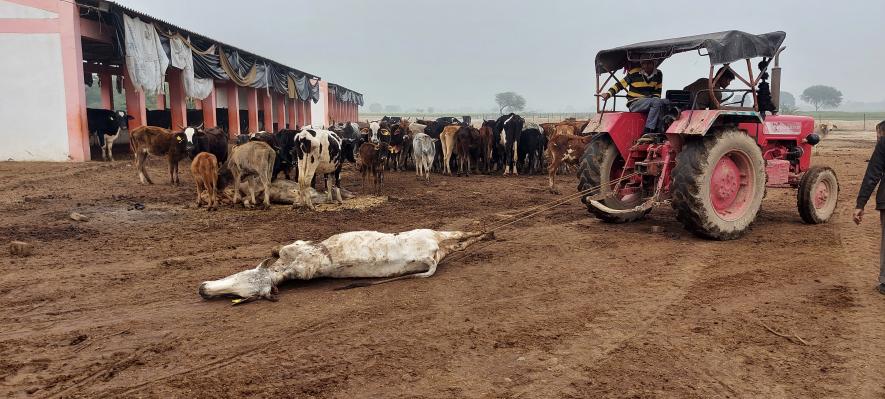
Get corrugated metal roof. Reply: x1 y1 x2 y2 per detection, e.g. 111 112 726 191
78 0 321 80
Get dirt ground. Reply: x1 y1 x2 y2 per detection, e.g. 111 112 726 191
1 127 884 398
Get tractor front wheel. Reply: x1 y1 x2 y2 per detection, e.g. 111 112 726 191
577 135 650 223
797 165 839 224
672 129 766 240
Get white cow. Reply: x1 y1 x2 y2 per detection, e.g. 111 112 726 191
412 132 436 182
198 229 492 303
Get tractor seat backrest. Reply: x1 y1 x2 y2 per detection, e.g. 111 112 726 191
665 90 692 108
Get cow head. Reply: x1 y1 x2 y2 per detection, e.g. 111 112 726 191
199 258 279 304
110 111 135 132
180 123 204 153
172 131 189 154
369 121 381 144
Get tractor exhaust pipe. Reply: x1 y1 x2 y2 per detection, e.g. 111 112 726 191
771 46 785 112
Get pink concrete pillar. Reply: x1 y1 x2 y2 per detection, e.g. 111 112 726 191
195 100 202 110
246 87 259 133
288 97 298 128
59 0 89 161
202 84 217 128
226 82 240 137
262 90 273 132
156 90 166 110
275 93 286 132
123 66 146 130
99 73 113 109
167 69 187 129
318 81 329 127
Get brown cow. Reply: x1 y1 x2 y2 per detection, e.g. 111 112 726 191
223 141 276 209
547 133 594 194
478 120 495 173
439 124 460 175
129 125 189 185
358 142 389 195
455 125 481 176
540 123 558 141
190 152 219 211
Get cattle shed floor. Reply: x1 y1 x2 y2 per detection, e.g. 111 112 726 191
1 130 884 398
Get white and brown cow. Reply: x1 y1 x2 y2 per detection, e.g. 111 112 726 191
293 128 344 209
198 229 493 303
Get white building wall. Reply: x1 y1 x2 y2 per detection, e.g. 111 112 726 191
311 97 326 128
0 33 70 161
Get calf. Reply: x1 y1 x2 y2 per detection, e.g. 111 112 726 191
198 229 491 303
439 124 460 175
86 108 133 162
877 120 885 137
546 133 593 194
294 129 345 209
129 126 189 184
222 141 276 209
230 178 355 206
478 120 496 173
190 152 219 210
412 132 436 182
274 129 299 180
358 141 390 194
455 125 481 176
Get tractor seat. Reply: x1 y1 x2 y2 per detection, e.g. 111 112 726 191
665 90 692 108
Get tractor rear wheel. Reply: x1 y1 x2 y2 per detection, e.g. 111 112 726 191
797 165 839 224
672 129 765 240
577 135 650 223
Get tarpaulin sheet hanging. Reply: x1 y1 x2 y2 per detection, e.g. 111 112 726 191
330 84 364 106
218 46 259 87
123 14 168 95
169 35 214 99
287 73 320 103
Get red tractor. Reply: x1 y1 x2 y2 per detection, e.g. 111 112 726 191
577 31 839 240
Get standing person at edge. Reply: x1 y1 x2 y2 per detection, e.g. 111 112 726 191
599 59 668 139
853 120 885 295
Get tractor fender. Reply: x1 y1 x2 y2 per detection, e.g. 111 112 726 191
667 110 763 136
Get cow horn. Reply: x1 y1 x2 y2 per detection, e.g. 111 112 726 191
258 257 276 268
178 124 186 130
197 123 204 130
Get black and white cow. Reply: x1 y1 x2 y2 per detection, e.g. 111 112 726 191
86 108 133 161
496 113 524 175
293 129 345 210
518 121 546 175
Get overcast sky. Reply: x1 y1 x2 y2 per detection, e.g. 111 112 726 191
115 0 885 112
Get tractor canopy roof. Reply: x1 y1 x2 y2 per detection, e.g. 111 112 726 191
595 30 786 74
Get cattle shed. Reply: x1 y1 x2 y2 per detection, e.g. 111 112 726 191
0 0 363 161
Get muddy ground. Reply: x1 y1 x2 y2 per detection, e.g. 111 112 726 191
1 129 884 398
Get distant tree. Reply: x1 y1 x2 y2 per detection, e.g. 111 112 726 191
779 91 798 114
368 103 383 113
427 106 435 114
801 85 842 112
495 92 526 114
384 104 401 113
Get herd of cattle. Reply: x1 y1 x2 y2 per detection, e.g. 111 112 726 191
86 108 595 211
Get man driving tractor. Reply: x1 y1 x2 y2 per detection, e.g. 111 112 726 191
683 67 736 109
600 59 667 136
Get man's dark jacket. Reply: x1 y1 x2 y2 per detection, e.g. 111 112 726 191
856 136 885 210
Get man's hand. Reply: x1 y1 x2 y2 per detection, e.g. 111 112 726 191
853 208 864 225
600 92 611 101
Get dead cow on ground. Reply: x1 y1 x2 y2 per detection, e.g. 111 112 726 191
190 152 219 211
547 133 593 194
221 141 276 209
198 229 493 303
129 125 189 185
